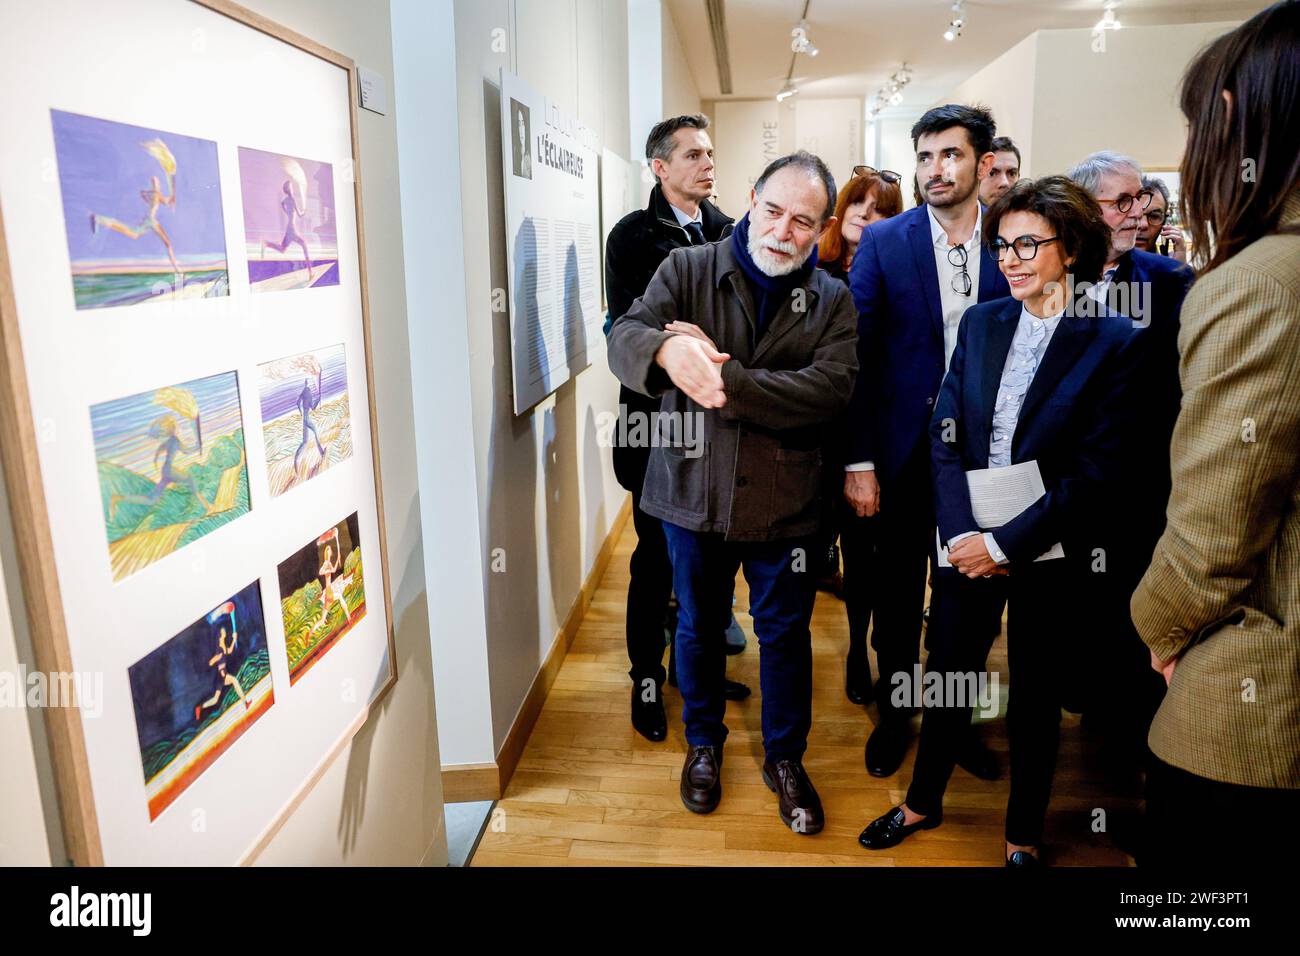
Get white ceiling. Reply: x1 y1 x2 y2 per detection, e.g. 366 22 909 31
666 0 1271 112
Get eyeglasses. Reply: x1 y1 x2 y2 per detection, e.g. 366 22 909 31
990 235 1061 261
947 243 972 295
1096 189 1155 215
853 165 902 185
1142 208 1167 227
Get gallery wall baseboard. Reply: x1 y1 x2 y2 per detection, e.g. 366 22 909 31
439 494 633 804
440 762 500 803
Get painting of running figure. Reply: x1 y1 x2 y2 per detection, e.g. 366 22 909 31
50 109 229 310
91 370 250 581
258 343 352 496
128 580 274 822
238 146 339 292
277 512 366 685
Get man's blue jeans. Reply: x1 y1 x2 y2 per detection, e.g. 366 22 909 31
661 521 817 762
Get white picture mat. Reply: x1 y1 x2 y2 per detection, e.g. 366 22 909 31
500 68 602 415
0 0 391 865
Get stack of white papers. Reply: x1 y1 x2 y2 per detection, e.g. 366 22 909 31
937 460 1064 567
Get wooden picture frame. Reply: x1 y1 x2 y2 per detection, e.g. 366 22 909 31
0 0 396 866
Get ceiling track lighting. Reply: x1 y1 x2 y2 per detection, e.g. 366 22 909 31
865 63 914 123
944 0 966 41
776 1 815 101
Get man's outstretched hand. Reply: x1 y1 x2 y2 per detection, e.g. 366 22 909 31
655 333 730 409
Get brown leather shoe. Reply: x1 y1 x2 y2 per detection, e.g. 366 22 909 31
761 758 824 834
680 745 723 814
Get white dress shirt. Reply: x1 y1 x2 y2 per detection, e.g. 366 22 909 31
669 202 702 228
949 301 1063 565
932 204 983 368
846 205 983 474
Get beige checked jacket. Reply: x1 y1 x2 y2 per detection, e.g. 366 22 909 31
1132 191 1300 789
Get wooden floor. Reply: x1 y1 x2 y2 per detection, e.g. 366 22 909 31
471 517 1139 867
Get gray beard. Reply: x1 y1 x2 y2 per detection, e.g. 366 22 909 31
748 231 812 277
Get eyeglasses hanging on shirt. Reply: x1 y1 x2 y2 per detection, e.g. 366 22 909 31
947 243 973 296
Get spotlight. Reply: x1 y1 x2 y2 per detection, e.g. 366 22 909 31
1094 1 1122 32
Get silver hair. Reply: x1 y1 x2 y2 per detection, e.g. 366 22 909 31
1065 150 1144 195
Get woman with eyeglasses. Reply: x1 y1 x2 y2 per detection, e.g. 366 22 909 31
818 167 903 283
857 175 1142 865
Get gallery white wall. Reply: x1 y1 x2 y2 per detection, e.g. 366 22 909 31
946 22 1241 179
445 0 692 766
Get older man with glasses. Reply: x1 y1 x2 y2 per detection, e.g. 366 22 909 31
1066 151 1195 804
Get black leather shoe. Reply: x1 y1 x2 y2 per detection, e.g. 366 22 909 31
680 745 723 814
845 651 873 705
631 684 667 742
956 731 1001 781
858 805 941 850
1006 850 1041 867
762 759 825 835
865 720 910 777
723 679 751 701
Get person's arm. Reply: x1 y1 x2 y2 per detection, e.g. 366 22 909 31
992 326 1142 564
714 283 859 430
1133 268 1300 664
606 251 686 398
843 227 886 469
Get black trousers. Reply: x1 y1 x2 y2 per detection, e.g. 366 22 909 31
1086 529 1166 758
626 490 673 687
907 559 1077 846
870 439 935 723
838 498 878 659
1145 757 1300 867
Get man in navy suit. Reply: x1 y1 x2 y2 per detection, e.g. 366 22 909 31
1066 152 1195 773
845 104 1010 778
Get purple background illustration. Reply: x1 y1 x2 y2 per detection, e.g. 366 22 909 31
52 110 227 267
238 146 339 288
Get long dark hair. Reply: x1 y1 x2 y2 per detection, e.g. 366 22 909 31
1179 0 1300 274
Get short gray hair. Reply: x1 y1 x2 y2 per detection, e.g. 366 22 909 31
754 150 837 222
1066 150 1144 195
645 114 710 183
1142 174 1170 205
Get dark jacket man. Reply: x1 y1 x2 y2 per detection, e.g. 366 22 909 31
608 234 858 541
605 183 733 491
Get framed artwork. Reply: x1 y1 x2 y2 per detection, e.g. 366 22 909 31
257 343 352 497
0 0 396 865
128 580 274 822
50 109 231 310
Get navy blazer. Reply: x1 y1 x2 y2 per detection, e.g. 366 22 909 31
930 294 1140 565
846 203 1010 481
1111 248 1194 514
